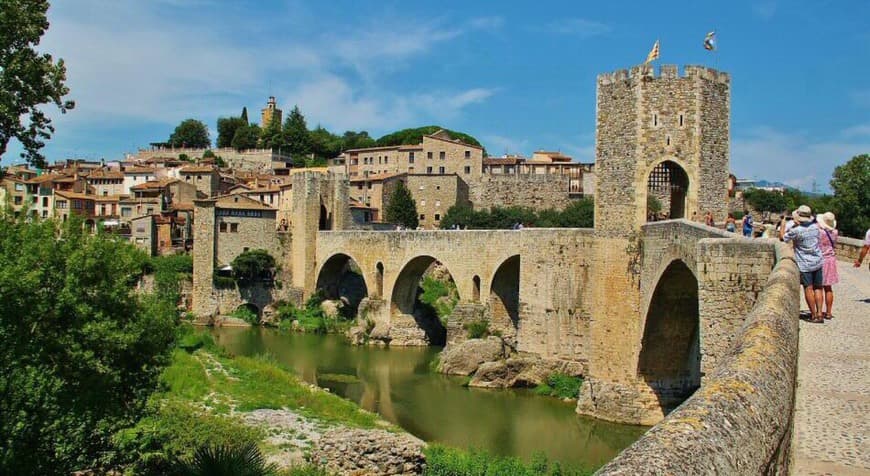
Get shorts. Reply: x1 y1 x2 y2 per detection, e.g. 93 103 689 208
799 268 823 288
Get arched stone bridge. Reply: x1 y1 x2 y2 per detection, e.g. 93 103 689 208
310 220 782 428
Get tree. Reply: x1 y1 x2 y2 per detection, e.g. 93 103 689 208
168 119 210 148
0 214 176 474
830 154 869 238
216 117 246 148
309 125 342 159
385 181 419 229
231 124 260 151
240 107 248 124
282 106 310 155
742 188 788 213
231 249 275 282
0 0 75 168
375 125 483 149
341 130 376 150
258 114 283 150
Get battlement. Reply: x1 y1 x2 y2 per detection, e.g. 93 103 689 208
597 64 730 86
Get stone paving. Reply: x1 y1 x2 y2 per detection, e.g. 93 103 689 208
792 259 870 475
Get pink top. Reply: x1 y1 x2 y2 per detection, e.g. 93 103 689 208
818 228 838 258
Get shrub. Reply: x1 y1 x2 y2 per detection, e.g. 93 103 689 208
213 272 236 289
419 276 458 321
172 441 278 476
423 445 592 476
534 373 583 399
231 249 275 282
231 306 259 325
464 320 490 339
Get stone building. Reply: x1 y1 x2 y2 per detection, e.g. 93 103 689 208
260 96 282 128
343 130 483 180
406 174 471 229
179 165 221 198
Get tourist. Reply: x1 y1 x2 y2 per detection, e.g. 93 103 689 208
816 212 839 319
761 223 777 239
742 211 754 237
783 205 825 323
705 211 715 227
854 227 870 269
725 213 736 233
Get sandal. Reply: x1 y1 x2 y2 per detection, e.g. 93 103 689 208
810 317 825 324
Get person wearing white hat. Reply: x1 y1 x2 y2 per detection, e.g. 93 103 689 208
783 205 825 323
816 212 839 319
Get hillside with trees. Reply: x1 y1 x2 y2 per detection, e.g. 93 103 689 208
374 126 483 149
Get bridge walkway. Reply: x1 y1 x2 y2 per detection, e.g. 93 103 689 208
792 259 870 475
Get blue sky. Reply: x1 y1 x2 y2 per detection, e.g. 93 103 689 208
7 0 869 192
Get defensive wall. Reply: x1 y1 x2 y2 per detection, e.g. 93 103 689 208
467 174 578 211
135 147 285 172
597 242 799 475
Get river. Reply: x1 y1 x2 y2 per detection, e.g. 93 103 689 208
211 327 647 469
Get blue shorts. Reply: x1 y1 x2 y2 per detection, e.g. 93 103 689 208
800 268 823 288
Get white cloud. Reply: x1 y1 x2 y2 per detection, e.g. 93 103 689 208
543 18 611 37
842 123 870 138
469 16 505 31
732 126 869 192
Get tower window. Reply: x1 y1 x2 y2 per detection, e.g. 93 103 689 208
666 135 671 146
653 113 658 127
679 114 684 127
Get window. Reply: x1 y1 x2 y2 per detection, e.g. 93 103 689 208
409 152 415 163
653 113 658 127
679 113 684 127
103 190 108 196
427 152 433 159
14 183 23 191
439 151 445 160
367 183 372 189
436 186 440 190
146 207 154 214
186 175 191 181
419 214 425 220
220 222 228 232
32 196 37 203
121 207 130 217
435 213 441 221
14 196 22 205
42 210 48 218
426 166 433 174
438 166 445 174
385 157 388 164
666 135 671 146
230 223 239 233
464 166 471 174
435 200 441 207
465 150 471 159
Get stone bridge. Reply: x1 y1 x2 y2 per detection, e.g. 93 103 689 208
307 220 784 431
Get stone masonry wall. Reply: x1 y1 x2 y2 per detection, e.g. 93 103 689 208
597 243 799 475
468 174 575 211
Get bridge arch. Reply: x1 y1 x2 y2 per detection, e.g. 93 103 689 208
637 258 700 415
488 255 521 337
390 255 456 346
235 302 260 318
646 159 690 220
315 253 369 318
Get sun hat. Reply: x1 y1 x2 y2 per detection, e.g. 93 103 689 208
792 205 813 224
816 211 837 230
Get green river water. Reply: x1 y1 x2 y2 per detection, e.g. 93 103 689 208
211 327 647 469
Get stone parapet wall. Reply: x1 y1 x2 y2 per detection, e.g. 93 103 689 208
596 243 799 475
468 174 576 211
835 235 865 261
135 147 281 172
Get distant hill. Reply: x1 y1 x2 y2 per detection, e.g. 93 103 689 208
375 126 483 149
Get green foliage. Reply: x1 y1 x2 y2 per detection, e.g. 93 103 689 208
179 153 191 162
463 320 491 339
216 116 248 148
202 149 216 158
375 126 483 150
385 181 419 228
169 119 210 148
423 445 592 476
240 107 248 124
150 254 194 305
275 293 352 334
830 154 869 238
213 272 236 289
419 276 458 321
308 125 343 159
741 188 789 213
232 124 261 151
173 442 278 476
112 400 263 475
440 199 594 230
0 0 75 168
534 374 583 399
341 130 376 150
646 195 662 214
259 113 284 149
232 306 260 325
231 249 275 282
0 214 176 474
282 106 312 155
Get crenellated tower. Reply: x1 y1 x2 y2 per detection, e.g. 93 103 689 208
594 64 730 235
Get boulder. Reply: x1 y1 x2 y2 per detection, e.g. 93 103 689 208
437 337 506 376
311 428 426 475
320 299 342 318
468 355 585 389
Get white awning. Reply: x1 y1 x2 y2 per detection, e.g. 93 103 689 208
219 265 233 271
102 219 120 227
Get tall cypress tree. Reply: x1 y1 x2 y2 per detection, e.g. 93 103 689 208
385 181 419 229
282 105 311 156
240 106 248 124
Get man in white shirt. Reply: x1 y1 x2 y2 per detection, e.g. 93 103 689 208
854 228 870 268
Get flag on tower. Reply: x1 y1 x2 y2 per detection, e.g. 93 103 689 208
704 31 716 51
645 40 660 63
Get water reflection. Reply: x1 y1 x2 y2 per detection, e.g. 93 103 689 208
211 327 647 468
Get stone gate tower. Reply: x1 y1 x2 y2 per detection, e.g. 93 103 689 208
594 64 730 234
